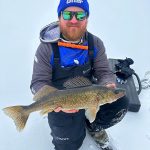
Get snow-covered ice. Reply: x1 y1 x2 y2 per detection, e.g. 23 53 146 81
0 0 150 150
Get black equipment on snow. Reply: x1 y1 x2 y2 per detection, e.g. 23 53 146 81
115 58 142 95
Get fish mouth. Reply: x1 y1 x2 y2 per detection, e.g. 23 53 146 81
114 88 126 98
118 92 125 98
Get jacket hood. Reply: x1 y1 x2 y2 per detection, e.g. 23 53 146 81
40 21 60 43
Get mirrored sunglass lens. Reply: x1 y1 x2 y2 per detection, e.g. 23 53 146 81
76 12 86 20
62 11 71 20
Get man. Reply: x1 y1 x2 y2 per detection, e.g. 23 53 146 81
30 0 129 150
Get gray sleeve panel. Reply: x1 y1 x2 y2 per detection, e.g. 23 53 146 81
30 43 53 94
92 35 116 85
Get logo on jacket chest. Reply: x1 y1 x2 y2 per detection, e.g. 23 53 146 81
67 0 83 4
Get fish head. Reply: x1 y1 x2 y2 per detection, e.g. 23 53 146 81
112 88 126 100
97 87 126 105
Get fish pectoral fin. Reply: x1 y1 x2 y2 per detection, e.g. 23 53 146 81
33 85 58 101
85 106 99 123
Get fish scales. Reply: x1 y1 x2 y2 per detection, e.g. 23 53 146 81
49 90 99 110
28 85 100 111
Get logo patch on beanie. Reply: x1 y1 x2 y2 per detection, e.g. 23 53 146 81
67 0 83 4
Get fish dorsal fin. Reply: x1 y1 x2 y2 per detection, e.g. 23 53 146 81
63 76 92 89
33 85 58 101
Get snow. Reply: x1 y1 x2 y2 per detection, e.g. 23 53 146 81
0 0 150 150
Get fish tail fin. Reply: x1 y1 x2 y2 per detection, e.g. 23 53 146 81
3 106 29 132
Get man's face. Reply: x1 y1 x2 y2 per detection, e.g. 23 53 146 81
59 6 88 41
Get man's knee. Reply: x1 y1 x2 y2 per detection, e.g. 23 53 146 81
53 134 85 150
48 110 86 150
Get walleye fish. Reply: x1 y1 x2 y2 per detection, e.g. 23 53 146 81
3 77 125 132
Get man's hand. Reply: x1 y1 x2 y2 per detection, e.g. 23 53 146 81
105 83 116 89
54 107 79 113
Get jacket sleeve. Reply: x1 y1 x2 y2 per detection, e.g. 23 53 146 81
30 43 53 94
92 36 116 85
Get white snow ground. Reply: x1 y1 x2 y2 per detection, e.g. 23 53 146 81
0 0 150 150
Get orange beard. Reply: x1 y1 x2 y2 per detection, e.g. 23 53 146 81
60 22 87 41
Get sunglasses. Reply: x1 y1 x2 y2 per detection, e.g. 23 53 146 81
61 11 87 21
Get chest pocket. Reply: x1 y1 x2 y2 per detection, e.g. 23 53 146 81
51 32 95 89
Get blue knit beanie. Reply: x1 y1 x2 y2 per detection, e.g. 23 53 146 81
57 0 89 17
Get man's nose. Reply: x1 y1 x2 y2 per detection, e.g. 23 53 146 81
70 16 78 23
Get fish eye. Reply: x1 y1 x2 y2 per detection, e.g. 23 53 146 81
114 90 120 94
